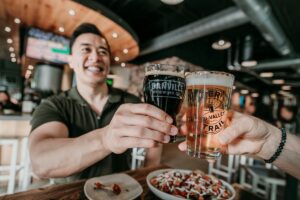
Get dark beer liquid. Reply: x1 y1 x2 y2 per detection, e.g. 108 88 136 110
143 73 186 142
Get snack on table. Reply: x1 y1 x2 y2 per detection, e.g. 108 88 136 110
150 170 232 199
94 181 121 195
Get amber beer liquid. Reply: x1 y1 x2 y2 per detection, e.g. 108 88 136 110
143 64 186 142
186 71 234 161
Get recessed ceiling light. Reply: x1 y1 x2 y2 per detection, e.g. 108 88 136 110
114 56 120 62
11 58 16 62
260 72 273 78
160 0 184 5
14 18 21 24
9 47 14 52
10 53 16 57
212 39 231 50
272 79 284 84
121 62 126 67
281 85 291 90
68 9 76 16
251 93 259 98
241 89 249 94
241 60 257 67
7 38 13 44
123 48 129 54
4 27 11 32
58 27 65 33
112 32 118 39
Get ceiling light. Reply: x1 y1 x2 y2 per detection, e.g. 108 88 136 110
7 38 13 44
278 90 294 98
272 79 284 84
9 47 14 52
14 18 21 24
123 48 129 54
260 72 273 78
10 53 16 57
68 9 76 16
121 62 126 67
212 39 231 50
112 32 118 39
58 27 65 33
160 0 184 5
251 93 259 98
11 58 16 62
241 60 257 67
232 85 236 90
28 65 34 70
281 85 291 90
114 56 120 62
241 89 249 94
4 27 11 32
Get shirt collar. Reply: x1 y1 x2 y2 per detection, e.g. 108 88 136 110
68 85 122 105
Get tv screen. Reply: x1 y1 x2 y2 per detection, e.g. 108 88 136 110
25 28 70 64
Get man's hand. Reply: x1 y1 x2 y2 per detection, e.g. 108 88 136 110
102 103 178 154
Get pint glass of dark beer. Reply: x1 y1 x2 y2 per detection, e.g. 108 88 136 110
143 64 186 142
185 71 234 161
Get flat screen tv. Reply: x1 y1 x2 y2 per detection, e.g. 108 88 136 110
25 28 70 64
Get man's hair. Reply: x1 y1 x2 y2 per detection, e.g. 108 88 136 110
69 23 111 55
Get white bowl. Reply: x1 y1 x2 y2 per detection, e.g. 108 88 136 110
146 169 236 200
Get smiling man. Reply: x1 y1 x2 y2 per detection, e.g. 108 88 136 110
29 23 177 183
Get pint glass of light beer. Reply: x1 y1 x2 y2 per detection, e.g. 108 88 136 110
185 71 234 160
143 64 186 142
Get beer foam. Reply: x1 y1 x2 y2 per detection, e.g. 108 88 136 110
186 72 234 87
145 70 185 78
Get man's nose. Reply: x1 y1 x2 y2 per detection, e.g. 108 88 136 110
88 50 101 62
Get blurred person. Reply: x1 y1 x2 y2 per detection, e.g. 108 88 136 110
29 23 177 182
0 90 21 114
178 111 300 179
244 95 256 116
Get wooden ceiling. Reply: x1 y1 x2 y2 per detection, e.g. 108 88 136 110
0 0 139 64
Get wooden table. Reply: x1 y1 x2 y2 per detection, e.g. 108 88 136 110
0 164 262 200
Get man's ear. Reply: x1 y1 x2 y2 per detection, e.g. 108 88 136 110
67 55 74 69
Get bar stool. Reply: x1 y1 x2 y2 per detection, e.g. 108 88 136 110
0 138 19 194
208 154 240 183
131 148 145 170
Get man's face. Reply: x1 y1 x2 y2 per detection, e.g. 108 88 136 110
68 33 111 86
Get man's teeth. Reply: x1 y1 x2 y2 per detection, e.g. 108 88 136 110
87 66 104 72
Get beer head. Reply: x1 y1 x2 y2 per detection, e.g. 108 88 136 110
186 71 234 88
145 64 185 78
145 70 185 78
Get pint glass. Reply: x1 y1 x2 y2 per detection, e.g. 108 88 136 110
143 64 186 142
185 71 234 160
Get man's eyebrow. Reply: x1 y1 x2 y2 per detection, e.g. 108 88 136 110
79 43 108 50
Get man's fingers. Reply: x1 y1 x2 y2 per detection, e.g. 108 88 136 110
121 137 159 149
115 126 170 143
120 114 178 136
121 103 173 123
178 141 187 151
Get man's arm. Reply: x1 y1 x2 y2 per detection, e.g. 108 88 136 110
29 121 110 178
30 103 177 178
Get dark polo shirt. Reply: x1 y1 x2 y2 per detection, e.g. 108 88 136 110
31 86 140 182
